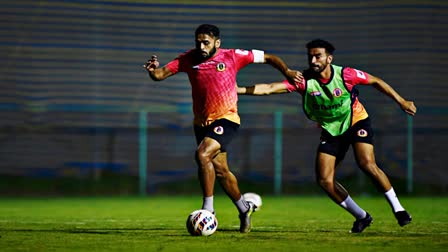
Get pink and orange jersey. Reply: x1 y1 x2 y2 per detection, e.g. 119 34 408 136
283 67 371 126
166 48 264 126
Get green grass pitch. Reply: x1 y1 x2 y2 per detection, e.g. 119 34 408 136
0 196 446 251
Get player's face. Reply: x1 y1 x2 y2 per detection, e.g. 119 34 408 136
195 34 220 59
308 48 332 73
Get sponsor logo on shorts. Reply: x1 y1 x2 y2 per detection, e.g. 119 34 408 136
216 62 226 72
213 126 224 135
357 129 368 137
333 88 343 97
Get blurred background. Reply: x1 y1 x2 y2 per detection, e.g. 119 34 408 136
0 0 446 196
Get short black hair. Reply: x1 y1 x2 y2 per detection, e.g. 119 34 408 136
306 39 335 55
195 24 220 38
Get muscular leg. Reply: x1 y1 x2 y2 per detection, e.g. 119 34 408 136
316 151 368 221
196 137 249 216
353 142 408 217
315 152 348 203
211 149 252 233
195 137 221 198
212 152 241 201
352 142 391 192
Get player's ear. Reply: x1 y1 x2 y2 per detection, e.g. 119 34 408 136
215 38 221 48
327 54 333 64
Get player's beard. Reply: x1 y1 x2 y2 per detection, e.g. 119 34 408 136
310 62 327 73
198 47 217 60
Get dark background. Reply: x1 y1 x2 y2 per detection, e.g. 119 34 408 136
0 0 446 196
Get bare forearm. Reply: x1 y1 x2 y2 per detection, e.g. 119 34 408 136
265 54 289 75
237 86 255 95
238 83 288 95
264 54 302 83
148 68 167 81
143 55 173 81
371 77 405 105
370 75 417 116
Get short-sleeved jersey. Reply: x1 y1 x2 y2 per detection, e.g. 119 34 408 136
283 66 370 126
166 48 264 126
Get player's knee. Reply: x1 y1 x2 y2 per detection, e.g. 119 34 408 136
195 150 213 164
214 164 230 178
359 161 378 174
317 177 333 190
215 169 225 178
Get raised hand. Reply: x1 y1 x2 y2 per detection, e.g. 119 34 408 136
143 55 160 72
286 69 303 85
401 100 417 116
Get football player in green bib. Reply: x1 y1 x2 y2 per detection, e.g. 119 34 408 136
238 39 416 233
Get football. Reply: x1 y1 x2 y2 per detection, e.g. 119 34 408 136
186 209 218 236
243 192 262 211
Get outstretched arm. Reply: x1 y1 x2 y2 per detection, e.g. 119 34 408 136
264 53 303 84
237 82 289 95
143 55 174 81
368 74 417 116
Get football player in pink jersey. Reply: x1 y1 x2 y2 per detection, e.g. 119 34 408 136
238 39 416 233
144 24 302 233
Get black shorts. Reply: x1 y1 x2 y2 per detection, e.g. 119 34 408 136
194 119 239 152
318 118 374 162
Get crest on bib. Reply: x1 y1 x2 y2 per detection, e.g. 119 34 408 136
333 88 343 97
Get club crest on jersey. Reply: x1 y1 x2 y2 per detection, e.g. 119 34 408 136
310 91 321 96
333 88 343 97
213 126 224 135
216 62 226 72
357 129 368 137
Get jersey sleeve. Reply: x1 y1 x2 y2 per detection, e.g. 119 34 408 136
343 67 370 88
252 49 265 63
165 50 193 74
165 58 180 74
233 49 262 70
